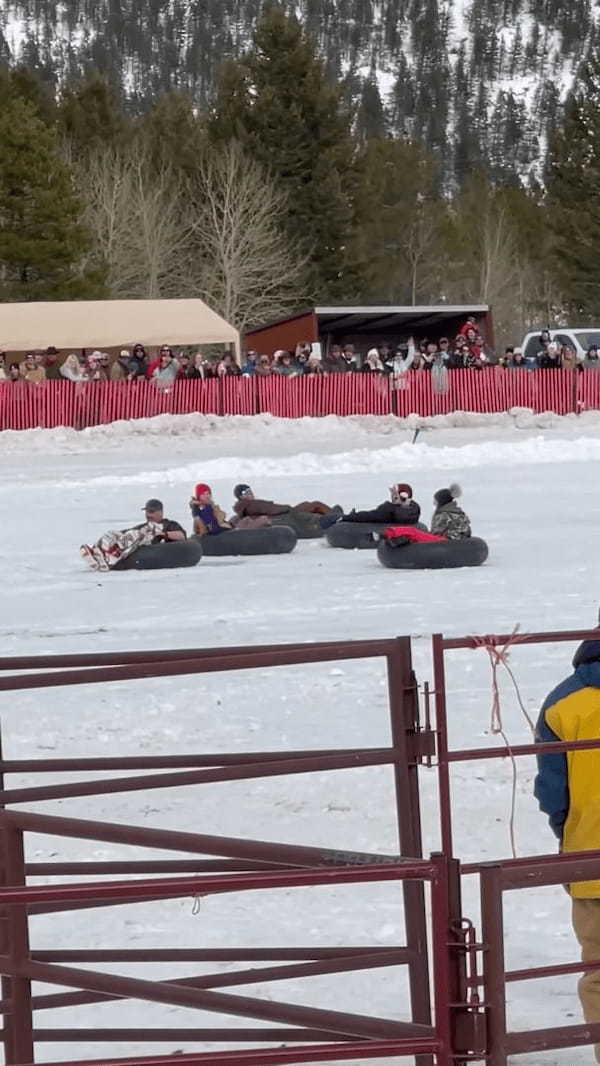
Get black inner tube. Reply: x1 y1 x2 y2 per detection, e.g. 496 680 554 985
377 536 488 570
193 526 297 556
115 540 203 571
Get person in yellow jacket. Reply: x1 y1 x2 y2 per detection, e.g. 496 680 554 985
535 635 600 1060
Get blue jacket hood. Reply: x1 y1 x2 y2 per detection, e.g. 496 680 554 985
573 639 600 668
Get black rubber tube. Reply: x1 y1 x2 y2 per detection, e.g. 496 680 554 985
326 521 427 550
115 540 203 571
193 526 297 557
376 536 489 570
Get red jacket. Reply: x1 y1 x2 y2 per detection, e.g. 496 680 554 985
383 526 447 543
458 320 477 337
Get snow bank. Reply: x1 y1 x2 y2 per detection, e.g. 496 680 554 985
3 407 600 455
10 430 598 493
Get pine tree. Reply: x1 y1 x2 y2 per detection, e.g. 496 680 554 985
0 95 104 301
355 77 388 143
351 137 445 303
139 91 206 176
209 4 364 302
6 65 57 124
546 51 600 317
58 73 128 157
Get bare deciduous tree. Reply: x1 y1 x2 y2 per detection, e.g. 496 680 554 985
444 183 528 351
188 142 308 331
403 195 444 305
77 148 193 299
77 141 306 330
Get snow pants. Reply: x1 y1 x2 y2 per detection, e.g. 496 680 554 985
572 898 600 1062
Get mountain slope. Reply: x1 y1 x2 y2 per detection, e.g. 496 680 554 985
1 0 598 182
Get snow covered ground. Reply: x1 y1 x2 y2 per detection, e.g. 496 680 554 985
2 410 600 1065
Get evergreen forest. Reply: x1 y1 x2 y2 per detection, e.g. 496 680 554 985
1 1 600 344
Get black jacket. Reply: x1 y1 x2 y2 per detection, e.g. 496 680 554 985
345 499 421 525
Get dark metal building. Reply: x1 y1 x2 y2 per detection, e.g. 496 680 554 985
245 304 493 356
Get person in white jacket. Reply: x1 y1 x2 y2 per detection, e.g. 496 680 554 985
387 339 415 388
60 354 87 382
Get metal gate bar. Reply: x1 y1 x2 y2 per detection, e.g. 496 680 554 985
0 636 438 1065
433 626 600 1063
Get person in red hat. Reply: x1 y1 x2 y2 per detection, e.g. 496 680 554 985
189 484 232 536
341 483 422 527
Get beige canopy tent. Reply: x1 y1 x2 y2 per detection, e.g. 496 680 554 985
0 298 240 359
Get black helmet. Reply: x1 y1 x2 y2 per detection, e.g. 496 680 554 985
234 483 252 500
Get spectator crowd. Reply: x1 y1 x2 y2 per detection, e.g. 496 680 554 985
1 318 600 387
0 345 242 385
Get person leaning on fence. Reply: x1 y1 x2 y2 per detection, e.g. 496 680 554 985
341 344 357 370
60 353 87 383
387 343 415 385
176 353 193 379
183 352 204 379
362 348 385 373
152 347 178 385
539 341 561 370
111 350 131 381
241 351 258 376
128 343 148 379
323 344 346 373
87 351 108 382
273 350 299 377
535 635 600 1063
560 344 579 372
508 347 527 369
217 352 241 377
21 352 46 383
255 354 273 377
303 353 324 375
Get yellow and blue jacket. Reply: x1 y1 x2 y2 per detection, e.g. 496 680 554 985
535 645 600 898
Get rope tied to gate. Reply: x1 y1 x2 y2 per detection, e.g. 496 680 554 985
469 625 535 859
470 625 536 737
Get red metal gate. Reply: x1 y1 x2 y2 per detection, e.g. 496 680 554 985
432 626 600 1064
0 639 455 1066
2 628 600 1064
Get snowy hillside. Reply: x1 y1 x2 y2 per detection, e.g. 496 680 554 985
2 0 599 182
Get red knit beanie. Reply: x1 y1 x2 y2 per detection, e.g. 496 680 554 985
195 483 211 498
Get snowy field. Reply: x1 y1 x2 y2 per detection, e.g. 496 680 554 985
2 409 600 1065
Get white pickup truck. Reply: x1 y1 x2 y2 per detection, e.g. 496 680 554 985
521 327 600 362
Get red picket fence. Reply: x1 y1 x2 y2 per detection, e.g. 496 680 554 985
0 369 596 431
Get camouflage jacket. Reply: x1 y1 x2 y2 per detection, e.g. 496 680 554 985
430 501 472 540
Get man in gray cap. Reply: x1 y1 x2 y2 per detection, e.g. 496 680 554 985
140 499 186 543
80 499 185 571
